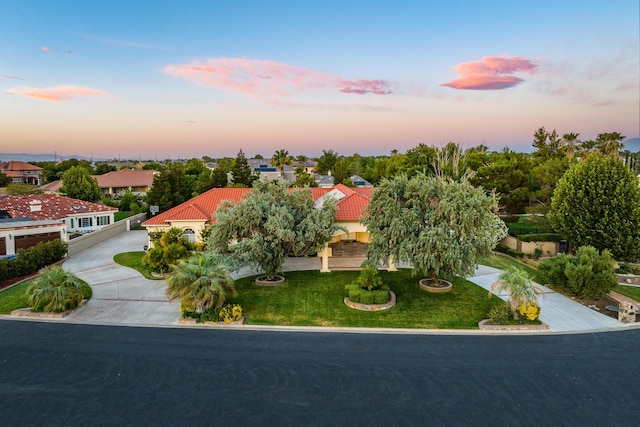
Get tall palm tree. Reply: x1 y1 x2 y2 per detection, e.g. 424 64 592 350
561 132 580 160
270 149 293 181
595 132 625 156
490 267 544 311
27 267 85 313
167 253 237 313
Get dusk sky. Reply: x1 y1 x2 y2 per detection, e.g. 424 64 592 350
1 0 638 159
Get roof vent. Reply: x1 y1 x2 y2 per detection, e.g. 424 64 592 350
29 200 42 212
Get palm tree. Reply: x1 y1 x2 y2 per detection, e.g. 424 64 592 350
595 132 625 156
490 267 544 311
166 253 237 313
27 267 85 313
270 149 293 181
561 132 580 160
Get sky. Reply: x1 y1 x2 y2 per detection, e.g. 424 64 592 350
1 0 638 160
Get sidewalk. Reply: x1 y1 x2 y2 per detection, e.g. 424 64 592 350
45 231 634 332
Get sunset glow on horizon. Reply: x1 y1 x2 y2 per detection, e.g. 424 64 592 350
1 0 638 159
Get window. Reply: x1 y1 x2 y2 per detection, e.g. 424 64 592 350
70 218 74 228
183 228 196 243
79 217 92 228
97 216 110 226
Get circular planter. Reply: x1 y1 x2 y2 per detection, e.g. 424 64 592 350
419 279 452 293
255 275 286 286
478 319 549 331
151 271 171 279
344 291 396 311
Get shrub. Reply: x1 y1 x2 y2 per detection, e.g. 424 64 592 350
538 246 616 299
495 244 524 259
0 239 67 283
519 233 562 242
359 292 375 305
219 304 243 322
500 215 521 224
27 267 84 313
372 290 390 304
517 303 540 321
354 266 385 291
487 303 514 325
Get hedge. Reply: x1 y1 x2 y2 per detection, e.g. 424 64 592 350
0 240 67 283
518 233 562 242
495 243 524 259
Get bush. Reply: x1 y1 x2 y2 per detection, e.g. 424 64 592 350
487 303 514 325
219 304 243 322
519 233 562 242
372 290 390 304
500 215 521 224
0 240 67 283
358 292 375 305
495 244 524 259
517 303 540 321
539 246 616 299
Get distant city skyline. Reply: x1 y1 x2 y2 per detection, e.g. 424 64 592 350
1 1 638 159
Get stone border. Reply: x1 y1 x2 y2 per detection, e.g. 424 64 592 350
419 279 452 293
344 291 396 311
11 307 73 319
255 275 286 286
178 316 245 325
478 319 549 331
151 271 171 279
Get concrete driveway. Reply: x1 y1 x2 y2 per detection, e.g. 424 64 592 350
63 230 180 326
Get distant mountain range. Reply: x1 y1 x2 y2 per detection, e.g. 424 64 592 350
2 140 639 163
0 153 105 162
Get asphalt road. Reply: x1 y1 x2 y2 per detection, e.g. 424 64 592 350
1 321 639 426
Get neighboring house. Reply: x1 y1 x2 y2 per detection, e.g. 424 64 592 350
94 169 157 197
292 160 318 174
350 175 374 188
0 194 118 235
141 184 382 272
39 169 157 197
1 161 43 185
315 174 335 188
0 217 68 259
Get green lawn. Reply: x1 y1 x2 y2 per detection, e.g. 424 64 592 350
114 212 137 222
481 253 546 284
113 252 163 280
614 285 640 302
0 279 92 314
225 269 502 329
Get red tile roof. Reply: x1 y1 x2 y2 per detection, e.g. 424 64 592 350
0 194 117 221
142 184 374 227
1 161 43 172
94 169 156 189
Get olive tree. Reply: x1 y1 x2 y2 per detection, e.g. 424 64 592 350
549 154 640 261
208 180 341 280
362 173 507 285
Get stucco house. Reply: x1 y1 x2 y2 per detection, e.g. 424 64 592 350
0 217 67 259
40 169 156 197
0 194 118 236
141 184 384 272
1 161 43 185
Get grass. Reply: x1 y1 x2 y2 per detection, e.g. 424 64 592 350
0 279 92 314
113 251 163 280
114 212 137 222
481 253 546 284
614 285 640 302
224 269 502 329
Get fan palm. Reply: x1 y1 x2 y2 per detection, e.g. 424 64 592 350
490 267 544 311
166 253 237 313
271 149 293 181
27 267 85 313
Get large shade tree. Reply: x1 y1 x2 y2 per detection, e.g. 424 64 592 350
362 173 507 286
549 154 640 261
208 179 342 280
60 166 102 202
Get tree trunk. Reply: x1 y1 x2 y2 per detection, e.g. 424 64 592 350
430 269 438 286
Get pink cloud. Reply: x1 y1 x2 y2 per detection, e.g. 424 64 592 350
442 55 537 90
163 58 392 99
1 75 23 80
41 46 50 52
5 85 109 102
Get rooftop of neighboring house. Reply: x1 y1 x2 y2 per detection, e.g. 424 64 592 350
1 161 43 172
142 184 373 227
94 169 157 189
0 194 117 221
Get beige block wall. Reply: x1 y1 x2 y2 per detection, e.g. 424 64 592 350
500 236 558 256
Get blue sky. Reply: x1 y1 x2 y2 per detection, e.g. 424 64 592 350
1 0 638 159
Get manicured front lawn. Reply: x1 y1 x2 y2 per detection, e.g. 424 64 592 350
0 279 92 314
113 252 163 280
614 285 640 302
226 269 502 329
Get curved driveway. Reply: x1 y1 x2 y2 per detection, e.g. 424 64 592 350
60 230 635 332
